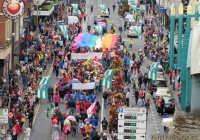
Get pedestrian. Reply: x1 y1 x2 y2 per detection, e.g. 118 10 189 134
55 63 59 78
78 121 85 135
54 92 60 107
112 5 116 12
91 5 93 12
127 67 131 85
108 7 110 14
87 25 91 33
101 117 108 130
163 113 169 131
129 38 133 48
83 13 87 22
24 126 31 140
91 132 100 140
144 99 150 116
124 21 127 31
89 116 98 127
103 91 108 108
0 126 5 140
28 109 34 128
125 88 130 107
137 97 143 107
71 121 77 136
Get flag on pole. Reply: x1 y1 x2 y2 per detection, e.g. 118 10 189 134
59 25 68 40
93 56 103 71
71 4 79 14
148 62 160 80
133 26 142 40
87 100 96 118
99 4 107 12
94 25 103 36
37 76 51 99
47 103 54 118
102 69 115 89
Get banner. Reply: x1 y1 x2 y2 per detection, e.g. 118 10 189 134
58 25 68 40
71 53 102 60
87 101 96 118
37 76 51 99
72 82 95 90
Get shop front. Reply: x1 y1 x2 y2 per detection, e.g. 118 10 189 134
0 54 10 78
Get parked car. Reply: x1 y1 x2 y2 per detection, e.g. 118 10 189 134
149 78 167 95
155 94 175 113
153 87 170 101
125 14 135 22
100 10 109 17
127 18 136 29
127 26 137 37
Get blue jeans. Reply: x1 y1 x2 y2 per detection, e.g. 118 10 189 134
96 86 99 94
104 98 107 108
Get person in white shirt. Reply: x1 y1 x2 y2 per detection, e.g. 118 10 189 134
24 126 31 140
129 60 134 72
125 88 130 107
15 69 21 80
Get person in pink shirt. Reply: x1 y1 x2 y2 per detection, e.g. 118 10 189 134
139 88 145 101
54 93 60 107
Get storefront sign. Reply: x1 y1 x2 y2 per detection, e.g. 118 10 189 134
2 0 25 20
20 38 24 42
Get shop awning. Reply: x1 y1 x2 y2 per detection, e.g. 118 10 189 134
32 1 56 16
161 118 175 128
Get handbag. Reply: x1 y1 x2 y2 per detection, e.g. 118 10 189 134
21 117 26 123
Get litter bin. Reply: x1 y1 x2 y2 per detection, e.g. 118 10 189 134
164 61 169 73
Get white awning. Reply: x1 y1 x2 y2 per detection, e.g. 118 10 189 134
161 118 175 128
32 6 54 16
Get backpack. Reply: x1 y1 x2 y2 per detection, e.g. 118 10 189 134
102 120 107 126
102 136 108 140
103 93 107 98
64 126 70 134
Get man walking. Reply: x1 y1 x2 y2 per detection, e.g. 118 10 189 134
28 109 34 128
112 5 116 12
91 5 93 12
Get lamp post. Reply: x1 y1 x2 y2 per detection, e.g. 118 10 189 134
36 0 39 38
11 19 15 71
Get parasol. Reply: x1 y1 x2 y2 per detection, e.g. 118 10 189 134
102 34 118 50
67 116 76 122
69 79 79 85
72 33 84 47
53 35 59 39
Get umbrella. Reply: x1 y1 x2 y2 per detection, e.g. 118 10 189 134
64 119 71 126
102 34 118 50
53 35 59 39
95 37 102 49
69 79 79 85
67 116 76 122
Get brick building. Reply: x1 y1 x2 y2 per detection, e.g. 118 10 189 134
0 0 34 77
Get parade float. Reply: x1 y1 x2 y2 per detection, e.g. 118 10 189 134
107 56 126 129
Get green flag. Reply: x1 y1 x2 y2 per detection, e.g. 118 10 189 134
133 26 142 40
59 25 68 40
47 103 54 118
99 4 107 12
37 76 51 99
102 69 115 89
148 62 160 80
94 26 103 35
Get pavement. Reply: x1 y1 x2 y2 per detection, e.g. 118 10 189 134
21 1 176 140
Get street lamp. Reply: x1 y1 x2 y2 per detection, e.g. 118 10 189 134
36 0 39 38
11 29 15 71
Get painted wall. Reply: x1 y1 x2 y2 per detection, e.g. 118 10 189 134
190 23 200 75
191 74 200 113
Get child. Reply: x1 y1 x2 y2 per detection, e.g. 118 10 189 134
79 121 85 135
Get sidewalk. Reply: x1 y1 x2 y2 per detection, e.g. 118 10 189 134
143 58 181 111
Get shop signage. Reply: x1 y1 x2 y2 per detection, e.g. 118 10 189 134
0 109 8 124
20 38 24 42
2 0 25 20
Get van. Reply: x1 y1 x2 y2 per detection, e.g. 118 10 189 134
68 16 79 24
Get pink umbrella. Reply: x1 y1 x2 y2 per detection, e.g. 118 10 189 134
53 35 59 39
72 33 85 47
